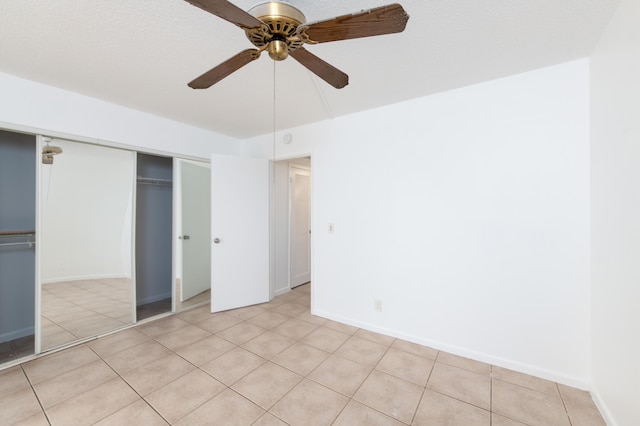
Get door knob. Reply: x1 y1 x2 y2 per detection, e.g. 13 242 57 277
213 238 220 244
180 235 190 240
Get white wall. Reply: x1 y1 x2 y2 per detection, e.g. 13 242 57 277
245 59 591 386
0 71 240 158
590 0 640 424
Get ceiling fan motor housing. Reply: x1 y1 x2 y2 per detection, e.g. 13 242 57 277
245 1 307 60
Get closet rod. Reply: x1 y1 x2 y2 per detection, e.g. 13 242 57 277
136 177 172 187
0 230 36 238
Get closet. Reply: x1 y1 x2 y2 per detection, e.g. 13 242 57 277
0 130 36 364
135 153 173 320
0 128 209 366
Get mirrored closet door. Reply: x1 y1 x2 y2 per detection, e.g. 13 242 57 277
39 139 135 351
174 159 211 312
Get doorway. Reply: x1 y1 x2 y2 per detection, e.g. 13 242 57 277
274 157 311 295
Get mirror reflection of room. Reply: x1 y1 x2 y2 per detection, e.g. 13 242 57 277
39 139 135 351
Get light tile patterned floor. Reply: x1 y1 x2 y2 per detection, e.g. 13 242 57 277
0 284 606 426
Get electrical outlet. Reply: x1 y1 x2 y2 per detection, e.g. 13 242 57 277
328 223 335 233
374 299 382 312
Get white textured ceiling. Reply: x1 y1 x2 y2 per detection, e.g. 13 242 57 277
0 0 620 139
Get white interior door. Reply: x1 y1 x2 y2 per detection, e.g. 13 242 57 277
211 154 270 312
290 166 311 287
179 160 211 302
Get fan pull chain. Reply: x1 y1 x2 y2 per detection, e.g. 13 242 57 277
272 59 276 294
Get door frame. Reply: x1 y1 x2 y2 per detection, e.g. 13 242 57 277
272 155 313 297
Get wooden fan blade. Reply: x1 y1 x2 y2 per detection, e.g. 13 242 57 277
290 47 348 89
188 49 261 89
184 0 263 29
299 4 409 43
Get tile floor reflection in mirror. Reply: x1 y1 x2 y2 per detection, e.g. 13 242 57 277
41 278 133 350
1 284 606 426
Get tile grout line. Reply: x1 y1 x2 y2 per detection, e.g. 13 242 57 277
122 320 259 424
143 324 245 424
328 340 393 425
491 377 570 425
260 373 304 422
191 295 360 424
147 301 305 423
490 365 493 426
150 327 279 425
420 353 497 419
227 307 311 421
240 289 312 424
557 382 575 426
83 344 174 425
408 349 439 425
20 363 52 426
225 299 308 418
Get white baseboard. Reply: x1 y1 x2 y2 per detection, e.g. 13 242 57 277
311 307 591 389
591 385 618 426
275 287 291 297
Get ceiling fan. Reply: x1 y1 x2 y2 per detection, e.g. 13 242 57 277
184 0 410 89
